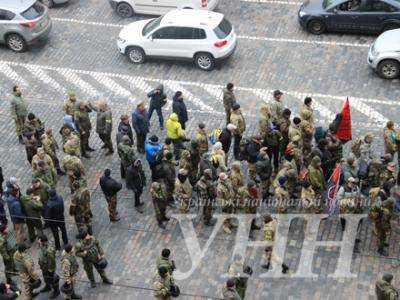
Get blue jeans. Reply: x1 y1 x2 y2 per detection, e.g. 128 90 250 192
148 106 164 127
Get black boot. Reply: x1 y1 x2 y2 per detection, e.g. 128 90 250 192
102 277 113 285
340 218 346 231
158 221 166 229
282 263 289 273
71 293 82 299
251 220 261 230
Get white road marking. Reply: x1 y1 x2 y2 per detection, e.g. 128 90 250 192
57 69 98 97
0 62 28 87
51 17 371 48
0 60 392 126
25 65 66 93
241 0 300 5
200 84 223 102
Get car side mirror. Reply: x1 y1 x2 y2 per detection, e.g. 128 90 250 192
333 8 338 13
148 35 153 41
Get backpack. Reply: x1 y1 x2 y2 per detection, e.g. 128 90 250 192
209 128 222 145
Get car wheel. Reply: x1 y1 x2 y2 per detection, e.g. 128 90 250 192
377 59 400 79
127 47 145 64
383 23 400 32
6 34 27 53
194 53 215 71
307 19 326 35
116 2 134 18
41 0 54 8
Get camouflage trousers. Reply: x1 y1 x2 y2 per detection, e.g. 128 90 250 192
152 198 167 222
26 219 43 242
13 116 25 137
105 195 119 221
248 163 257 182
14 223 27 244
203 203 213 223
62 278 76 300
178 197 190 214
20 272 39 300
83 261 108 283
74 214 92 235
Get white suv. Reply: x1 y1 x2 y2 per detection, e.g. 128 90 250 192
109 0 219 18
117 9 236 71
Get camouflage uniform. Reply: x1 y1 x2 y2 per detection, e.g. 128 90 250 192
174 173 192 214
383 125 397 156
195 128 209 157
275 184 289 213
31 149 55 174
308 156 326 197
231 161 245 197
156 256 175 275
380 163 396 188
14 250 40 299
70 186 93 235
178 150 191 172
63 93 77 116
222 286 241 300
300 110 314 160
375 276 398 300
301 185 318 213
223 87 236 125
61 155 85 193
259 105 271 138
288 123 302 144
38 242 59 296
22 117 44 144
0 230 16 284
150 182 168 225
20 195 43 243
230 110 246 160
64 137 81 158
270 99 283 126
74 103 92 155
300 104 314 127
31 180 50 205
33 165 57 189
61 249 80 300
41 132 62 174
10 92 28 138
153 272 173 300
368 159 383 188
196 173 216 225
117 138 136 179
217 177 235 234
75 236 111 284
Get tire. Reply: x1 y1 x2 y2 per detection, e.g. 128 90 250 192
307 19 326 35
383 23 400 32
41 0 54 8
6 34 27 53
116 2 134 18
377 59 400 79
194 53 215 71
126 47 145 64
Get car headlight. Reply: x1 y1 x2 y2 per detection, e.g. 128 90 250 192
118 37 126 43
299 10 307 17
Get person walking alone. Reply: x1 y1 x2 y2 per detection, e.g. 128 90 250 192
147 85 167 130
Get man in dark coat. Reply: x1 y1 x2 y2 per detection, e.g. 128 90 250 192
219 124 236 158
147 84 167 130
132 103 149 154
44 189 69 251
116 115 133 145
172 91 188 130
126 160 146 213
99 169 122 222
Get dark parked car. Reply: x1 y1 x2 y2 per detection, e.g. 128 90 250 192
298 0 400 34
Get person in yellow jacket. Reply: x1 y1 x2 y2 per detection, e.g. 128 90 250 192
166 113 186 160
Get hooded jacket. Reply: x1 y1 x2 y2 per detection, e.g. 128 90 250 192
5 189 25 224
145 141 162 166
148 85 167 109
172 95 188 124
166 113 185 140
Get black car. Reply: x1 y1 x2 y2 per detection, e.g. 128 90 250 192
298 0 400 34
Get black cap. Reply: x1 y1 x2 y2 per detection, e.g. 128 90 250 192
232 103 240 110
273 90 283 97
150 135 159 143
158 266 169 276
161 248 171 258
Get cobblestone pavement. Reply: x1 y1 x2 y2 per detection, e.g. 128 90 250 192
0 0 399 299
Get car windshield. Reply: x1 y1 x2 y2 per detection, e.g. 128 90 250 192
323 0 339 9
213 18 232 39
142 17 162 36
21 1 45 20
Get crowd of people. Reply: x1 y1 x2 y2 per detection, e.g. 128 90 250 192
0 82 399 299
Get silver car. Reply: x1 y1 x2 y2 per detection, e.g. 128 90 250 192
368 29 400 79
0 0 52 52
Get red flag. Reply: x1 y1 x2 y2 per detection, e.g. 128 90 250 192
336 98 352 142
326 164 342 215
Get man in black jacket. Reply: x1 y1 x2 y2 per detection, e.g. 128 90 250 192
126 160 146 213
147 85 167 130
172 91 188 130
44 189 69 251
99 169 122 222
219 124 236 160
116 115 133 145
245 135 262 181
